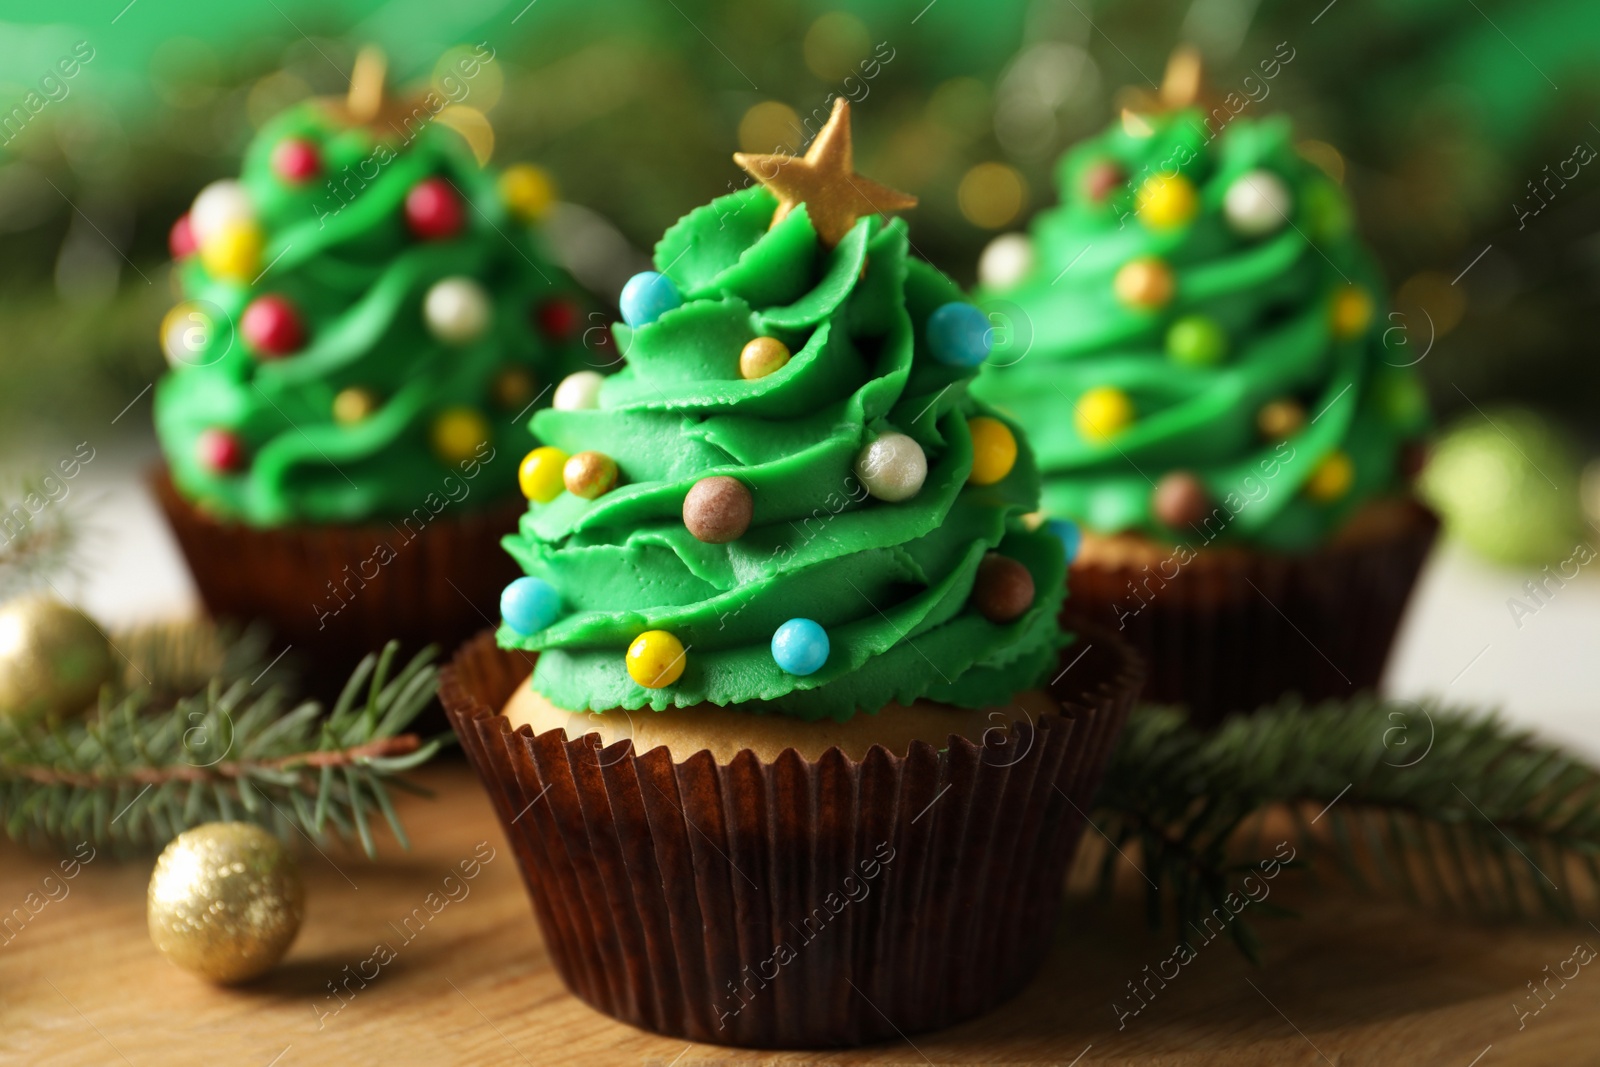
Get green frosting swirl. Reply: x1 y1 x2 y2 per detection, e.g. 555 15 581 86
499 186 1067 721
973 109 1429 551
154 103 595 526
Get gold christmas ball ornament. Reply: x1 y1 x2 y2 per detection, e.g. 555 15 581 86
148 822 304 984
0 594 114 726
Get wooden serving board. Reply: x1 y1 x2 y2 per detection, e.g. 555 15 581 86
1 762 1592 1066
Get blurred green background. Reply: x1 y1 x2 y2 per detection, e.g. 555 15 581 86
2 0 1599 455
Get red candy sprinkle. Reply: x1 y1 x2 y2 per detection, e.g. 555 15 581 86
1082 161 1125 203
405 178 463 240
271 137 321 183
169 215 197 260
197 428 244 472
240 295 305 357
535 297 580 340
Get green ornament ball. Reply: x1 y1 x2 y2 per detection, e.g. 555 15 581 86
0 593 114 726
1418 407 1584 567
1165 315 1227 366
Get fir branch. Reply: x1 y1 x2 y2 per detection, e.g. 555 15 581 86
1093 697 1600 958
0 477 79 599
0 631 446 856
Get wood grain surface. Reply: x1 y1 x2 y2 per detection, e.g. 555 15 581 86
1 761 1594 1066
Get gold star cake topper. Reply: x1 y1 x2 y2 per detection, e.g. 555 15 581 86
1117 44 1218 134
733 97 918 248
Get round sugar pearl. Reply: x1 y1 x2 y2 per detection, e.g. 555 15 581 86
771 618 829 676
190 180 254 245
627 630 686 688
197 428 244 472
1135 174 1198 229
977 233 1033 291
519 446 569 502
424 277 491 344
683 476 753 543
854 433 927 502
966 416 1017 486
1224 169 1292 237
927 302 993 367
620 271 682 328
1166 315 1226 366
1046 518 1081 564
201 221 263 281
241 295 305 357
271 138 321 183
972 554 1035 623
553 370 604 411
563 451 619 499
1074 386 1134 443
431 407 489 464
405 177 463 240
739 337 790 380
1153 471 1211 528
501 577 561 636
1112 257 1174 309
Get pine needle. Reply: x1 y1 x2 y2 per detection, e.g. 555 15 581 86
1093 696 1600 954
0 625 446 857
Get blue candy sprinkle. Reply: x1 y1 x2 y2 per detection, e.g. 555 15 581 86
771 618 829 676
1046 519 1081 565
501 576 561 635
619 271 683 328
927 302 993 367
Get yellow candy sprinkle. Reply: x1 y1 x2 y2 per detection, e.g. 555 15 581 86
431 407 490 465
966 416 1017 486
518 446 569 502
1306 451 1354 501
333 387 378 424
1135 174 1198 230
500 164 556 223
201 221 264 281
1075 386 1135 443
1330 285 1373 339
627 630 686 689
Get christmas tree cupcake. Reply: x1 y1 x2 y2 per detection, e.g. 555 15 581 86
974 50 1434 725
152 50 600 682
441 99 1140 1048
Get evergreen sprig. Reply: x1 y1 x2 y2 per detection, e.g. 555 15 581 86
1093 698 1600 959
0 633 445 856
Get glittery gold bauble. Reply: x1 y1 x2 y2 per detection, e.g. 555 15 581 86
0 594 114 726
148 822 304 984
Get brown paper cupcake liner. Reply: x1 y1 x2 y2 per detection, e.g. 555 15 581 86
1062 497 1438 729
441 626 1142 1049
151 466 522 702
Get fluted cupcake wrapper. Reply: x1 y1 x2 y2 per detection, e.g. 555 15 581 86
1062 498 1438 729
152 466 522 703
441 627 1141 1049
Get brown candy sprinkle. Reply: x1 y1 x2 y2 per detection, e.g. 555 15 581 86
972 553 1035 623
682 476 753 544
1153 470 1212 528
